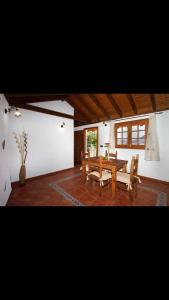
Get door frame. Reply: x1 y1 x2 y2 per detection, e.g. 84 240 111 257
83 127 99 157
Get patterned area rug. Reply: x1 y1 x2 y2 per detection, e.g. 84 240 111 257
49 173 84 206
49 173 168 206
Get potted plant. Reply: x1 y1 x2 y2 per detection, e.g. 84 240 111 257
13 131 28 185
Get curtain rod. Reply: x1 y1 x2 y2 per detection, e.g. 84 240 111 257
109 111 164 123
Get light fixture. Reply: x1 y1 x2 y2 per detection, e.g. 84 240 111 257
5 106 22 117
61 122 65 128
14 108 21 118
103 121 108 126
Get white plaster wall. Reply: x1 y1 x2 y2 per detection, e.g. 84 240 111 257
30 100 74 115
9 101 74 182
74 111 169 182
0 94 12 205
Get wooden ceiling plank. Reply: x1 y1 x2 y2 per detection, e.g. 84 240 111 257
77 95 101 122
150 94 157 112
66 98 91 122
126 94 138 114
106 94 122 117
89 94 110 119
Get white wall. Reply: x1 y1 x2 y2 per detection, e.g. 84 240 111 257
75 111 169 182
9 101 74 182
0 94 12 205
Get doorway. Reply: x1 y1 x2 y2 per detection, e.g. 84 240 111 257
74 130 84 165
84 127 98 157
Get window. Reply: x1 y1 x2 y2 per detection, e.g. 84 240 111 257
115 119 149 149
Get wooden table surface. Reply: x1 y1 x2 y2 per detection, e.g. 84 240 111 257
82 157 128 197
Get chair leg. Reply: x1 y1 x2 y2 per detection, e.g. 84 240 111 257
135 183 138 199
129 187 134 201
99 184 102 197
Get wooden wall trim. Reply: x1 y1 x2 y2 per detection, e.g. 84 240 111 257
11 167 75 187
139 175 169 186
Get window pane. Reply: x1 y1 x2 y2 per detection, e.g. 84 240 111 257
117 132 122 138
123 127 128 131
117 127 122 132
132 131 137 138
139 124 145 131
139 137 145 145
132 126 137 131
139 131 145 138
132 139 138 145
122 139 128 145
117 139 123 145
123 132 128 139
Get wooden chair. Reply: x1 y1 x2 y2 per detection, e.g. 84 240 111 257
80 151 90 172
81 151 90 160
116 154 141 199
108 151 117 160
87 156 112 197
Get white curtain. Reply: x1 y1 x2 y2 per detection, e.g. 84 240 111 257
144 114 160 161
109 121 115 152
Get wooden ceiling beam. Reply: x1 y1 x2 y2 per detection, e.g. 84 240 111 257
16 104 77 120
106 94 122 117
126 94 138 114
89 94 110 119
150 94 156 112
67 96 98 122
5 94 71 105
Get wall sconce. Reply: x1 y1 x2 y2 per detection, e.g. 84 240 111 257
61 122 65 128
103 121 108 126
14 108 21 117
4 107 22 117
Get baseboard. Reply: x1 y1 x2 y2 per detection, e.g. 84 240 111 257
10 168 169 188
11 167 75 188
139 175 169 185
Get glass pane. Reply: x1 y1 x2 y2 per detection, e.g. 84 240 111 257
139 131 145 138
122 139 128 145
139 124 145 131
117 132 122 138
123 132 128 139
139 137 145 145
132 139 138 145
123 126 128 131
117 139 123 145
132 131 137 138
86 129 97 156
117 127 122 132
132 126 137 131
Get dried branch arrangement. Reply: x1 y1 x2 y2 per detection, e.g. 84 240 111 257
13 131 28 165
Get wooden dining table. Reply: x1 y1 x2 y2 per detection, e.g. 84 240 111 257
82 157 128 197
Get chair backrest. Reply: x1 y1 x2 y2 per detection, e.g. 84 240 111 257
81 151 90 162
88 156 104 179
108 151 117 160
130 154 139 179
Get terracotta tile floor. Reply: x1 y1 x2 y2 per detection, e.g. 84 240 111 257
7 166 169 206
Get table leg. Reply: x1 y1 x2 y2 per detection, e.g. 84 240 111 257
111 166 117 197
82 160 86 183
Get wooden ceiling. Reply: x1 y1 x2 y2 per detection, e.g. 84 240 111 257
5 94 169 126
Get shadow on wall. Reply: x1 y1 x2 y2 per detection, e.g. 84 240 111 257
0 94 12 205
